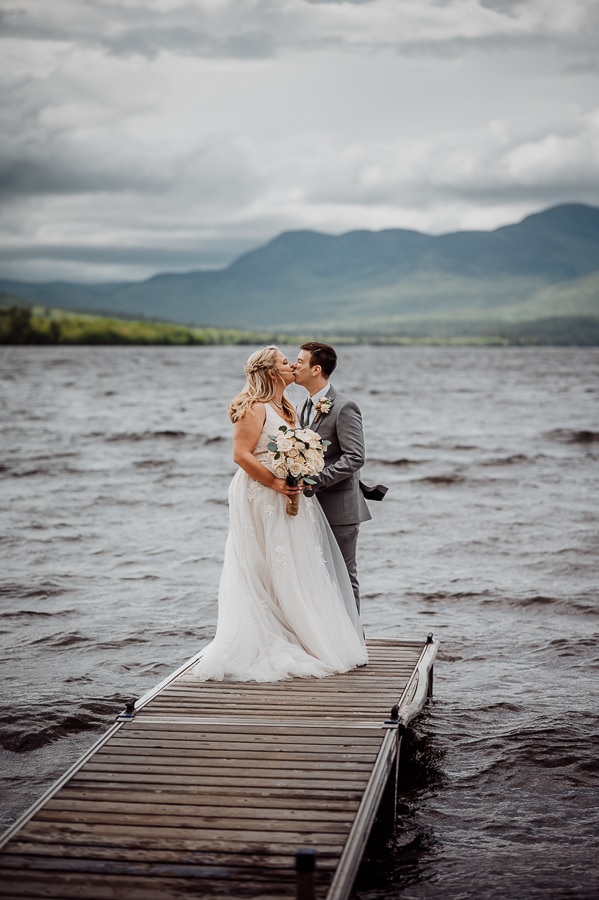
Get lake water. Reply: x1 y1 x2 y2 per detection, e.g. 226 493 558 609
1 345 598 898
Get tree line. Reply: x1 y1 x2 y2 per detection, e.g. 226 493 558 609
1 303 597 347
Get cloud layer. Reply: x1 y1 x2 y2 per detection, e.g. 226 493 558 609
1 0 598 282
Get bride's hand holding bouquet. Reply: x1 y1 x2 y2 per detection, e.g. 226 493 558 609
268 425 330 516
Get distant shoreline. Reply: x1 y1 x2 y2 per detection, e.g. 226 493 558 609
1 303 598 347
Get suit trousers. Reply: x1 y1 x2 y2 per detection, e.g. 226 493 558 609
330 523 361 612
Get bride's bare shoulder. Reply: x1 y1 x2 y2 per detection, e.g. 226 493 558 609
233 401 267 428
246 401 267 421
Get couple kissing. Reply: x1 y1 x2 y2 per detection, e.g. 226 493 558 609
186 341 386 685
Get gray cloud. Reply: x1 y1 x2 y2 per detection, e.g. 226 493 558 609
395 32 555 58
101 26 278 61
103 28 224 61
0 149 171 198
0 5 279 60
269 102 599 210
479 0 525 11
3 0 598 60
303 1 377 5
1 0 598 281
0 238 249 272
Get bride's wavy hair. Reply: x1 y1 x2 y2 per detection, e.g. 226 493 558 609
228 346 295 423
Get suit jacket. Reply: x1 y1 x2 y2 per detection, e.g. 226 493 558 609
301 385 371 527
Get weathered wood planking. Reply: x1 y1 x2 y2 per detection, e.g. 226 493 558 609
0 637 438 899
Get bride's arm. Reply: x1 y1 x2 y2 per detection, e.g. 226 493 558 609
232 404 299 498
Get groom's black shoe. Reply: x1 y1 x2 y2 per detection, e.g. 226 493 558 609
359 482 388 501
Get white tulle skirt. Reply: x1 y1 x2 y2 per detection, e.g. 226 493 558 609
186 469 367 682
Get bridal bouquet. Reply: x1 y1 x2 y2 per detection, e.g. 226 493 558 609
268 425 330 516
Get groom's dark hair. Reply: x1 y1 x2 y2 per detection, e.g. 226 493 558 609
301 342 337 378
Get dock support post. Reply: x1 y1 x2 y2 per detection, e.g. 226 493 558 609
296 848 316 900
385 704 404 830
426 633 434 697
116 699 136 721
394 723 406 831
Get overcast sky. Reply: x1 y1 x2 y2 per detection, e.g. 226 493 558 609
1 0 598 283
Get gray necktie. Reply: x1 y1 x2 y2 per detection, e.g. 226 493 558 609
303 398 313 427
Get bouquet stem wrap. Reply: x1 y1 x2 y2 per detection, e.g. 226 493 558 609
286 475 301 517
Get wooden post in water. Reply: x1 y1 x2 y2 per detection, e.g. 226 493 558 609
296 848 317 900
426 632 435 696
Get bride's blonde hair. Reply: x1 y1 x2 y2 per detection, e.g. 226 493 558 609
228 346 295 423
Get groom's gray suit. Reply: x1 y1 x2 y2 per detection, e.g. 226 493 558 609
301 384 371 610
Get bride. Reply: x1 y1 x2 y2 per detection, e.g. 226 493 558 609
187 345 368 682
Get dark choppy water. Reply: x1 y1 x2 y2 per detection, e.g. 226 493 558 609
1 345 598 898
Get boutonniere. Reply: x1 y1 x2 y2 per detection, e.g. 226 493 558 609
314 397 334 415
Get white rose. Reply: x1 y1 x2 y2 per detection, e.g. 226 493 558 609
306 452 324 473
289 461 303 478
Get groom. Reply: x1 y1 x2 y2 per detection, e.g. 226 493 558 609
293 341 375 612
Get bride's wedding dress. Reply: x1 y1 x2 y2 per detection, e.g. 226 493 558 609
187 405 368 682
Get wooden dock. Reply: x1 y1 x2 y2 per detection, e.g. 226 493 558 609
0 636 438 899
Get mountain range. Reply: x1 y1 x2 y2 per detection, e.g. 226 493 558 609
1 203 598 337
